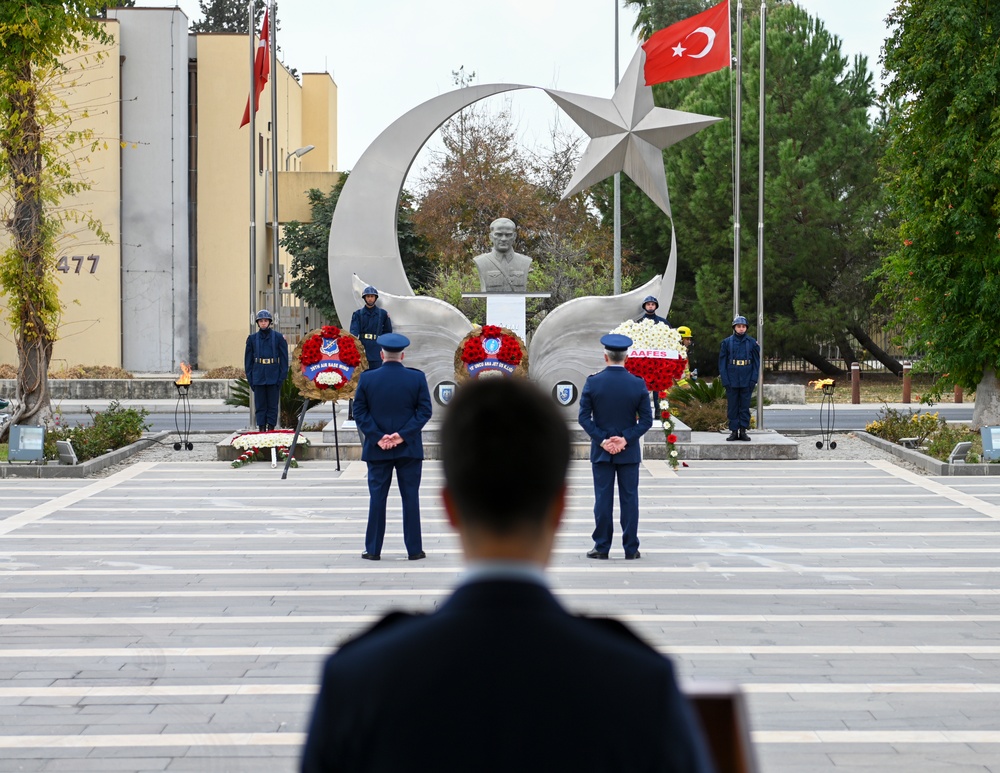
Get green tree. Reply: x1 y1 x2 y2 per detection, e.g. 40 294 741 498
281 173 432 325
0 0 113 438
190 0 268 33
413 89 626 331
609 1 883 377
625 0 711 39
877 0 1000 426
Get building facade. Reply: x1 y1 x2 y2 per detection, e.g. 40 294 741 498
0 7 338 373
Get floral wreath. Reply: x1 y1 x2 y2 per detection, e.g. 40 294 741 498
230 429 309 468
454 324 529 382
609 319 688 393
291 325 367 401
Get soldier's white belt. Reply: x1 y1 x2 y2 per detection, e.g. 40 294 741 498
730 359 750 366
255 358 277 364
362 334 377 340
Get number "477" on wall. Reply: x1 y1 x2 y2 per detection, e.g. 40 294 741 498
56 254 100 274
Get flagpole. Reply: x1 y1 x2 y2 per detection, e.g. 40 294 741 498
269 0 280 327
733 0 742 317
247 0 257 430
613 0 621 296
755 0 766 429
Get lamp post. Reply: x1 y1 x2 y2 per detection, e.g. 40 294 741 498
285 144 315 171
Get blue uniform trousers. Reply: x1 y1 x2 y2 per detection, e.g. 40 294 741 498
252 384 280 428
365 457 423 556
591 462 640 555
726 385 754 431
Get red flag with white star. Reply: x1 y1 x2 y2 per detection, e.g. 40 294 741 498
240 9 270 128
642 0 731 86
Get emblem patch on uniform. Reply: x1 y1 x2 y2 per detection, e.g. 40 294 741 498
553 382 578 406
435 381 457 406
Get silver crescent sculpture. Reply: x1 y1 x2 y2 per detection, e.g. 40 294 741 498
327 50 719 411
329 83 532 386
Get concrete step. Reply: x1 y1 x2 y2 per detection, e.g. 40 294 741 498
216 426 797 462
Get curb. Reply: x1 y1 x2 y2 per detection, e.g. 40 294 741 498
855 431 1000 476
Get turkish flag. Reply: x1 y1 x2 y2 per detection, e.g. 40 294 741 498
240 10 270 128
642 0 731 86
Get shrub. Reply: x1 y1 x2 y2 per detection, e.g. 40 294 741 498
0 363 16 379
865 405 942 444
226 373 318 428
667 378 756 431
44 401 150 462
924 423 978 462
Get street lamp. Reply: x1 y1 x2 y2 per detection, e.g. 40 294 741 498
285 144 315 171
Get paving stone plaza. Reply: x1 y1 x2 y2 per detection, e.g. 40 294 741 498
2 456 1000 771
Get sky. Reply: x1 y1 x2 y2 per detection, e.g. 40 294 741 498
138 0 897 171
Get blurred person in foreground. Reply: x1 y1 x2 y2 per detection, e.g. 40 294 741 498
301 377 714 773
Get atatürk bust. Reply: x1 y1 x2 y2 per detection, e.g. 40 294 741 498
473 218 533 294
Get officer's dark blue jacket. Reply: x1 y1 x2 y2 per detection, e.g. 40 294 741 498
635 312 670 326
350 306 392 366
718 333 760 389
353 361 432 462
243 328 289 387
578 367 653 465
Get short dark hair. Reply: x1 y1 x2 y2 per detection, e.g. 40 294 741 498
441 378 570 533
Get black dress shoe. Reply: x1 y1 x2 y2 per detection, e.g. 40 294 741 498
726 431 739 441
586 549 609 560
625 551 641 560
408 551 426 561
361 552 380 561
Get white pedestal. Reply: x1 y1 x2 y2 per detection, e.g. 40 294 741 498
462 293 549 340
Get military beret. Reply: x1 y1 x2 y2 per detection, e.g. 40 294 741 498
377 333 410 352
600 334 633 352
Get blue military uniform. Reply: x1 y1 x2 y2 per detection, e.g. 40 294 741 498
718 316 760 441
353 334 432 559
243 311 289 430
635 295 670 326
301 577 715 773
349 286 392 370
578 335 653 559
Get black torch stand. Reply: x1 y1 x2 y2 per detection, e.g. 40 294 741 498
816 385 837 450
173 382 194 451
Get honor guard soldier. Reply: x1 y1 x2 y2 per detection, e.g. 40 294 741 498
350 286 392 370
353 333 432 561
635 295 670 326
718 315 760 441
244 309 289 432
578 334 654 560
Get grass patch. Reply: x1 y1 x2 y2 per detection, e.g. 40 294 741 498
803 374 973 404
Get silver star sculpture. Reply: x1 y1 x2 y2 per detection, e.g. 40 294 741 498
545 47 721 216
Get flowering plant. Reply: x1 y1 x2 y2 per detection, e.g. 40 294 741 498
657 392 680 470
292 327 366 401
455 324 528 382
230 430 308 468
609 319 687 392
